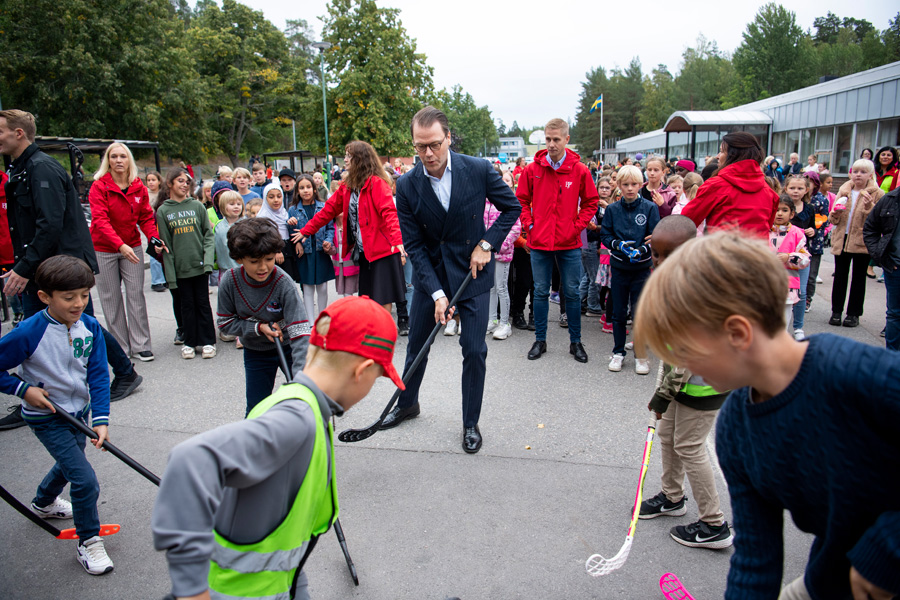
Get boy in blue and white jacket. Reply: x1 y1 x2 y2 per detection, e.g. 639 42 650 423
0 255 114 576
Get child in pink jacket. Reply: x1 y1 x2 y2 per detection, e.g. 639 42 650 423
769 198 810 332
331 212 359 296
485 199 522 340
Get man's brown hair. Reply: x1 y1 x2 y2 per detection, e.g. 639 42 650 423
544 118 568 136
410 106 450 137
0 109 36 142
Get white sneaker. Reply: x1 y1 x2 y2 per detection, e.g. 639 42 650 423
32 497 72 519
492 323 512 340
77 535 114 575
218 331 236 342
202 345 217 359
443 319 458 336
624 341 634 351
635 358 651 375
182 346 195 359
793 329 805 341
608 354 624 372
486 320 499 335
816 276 823 284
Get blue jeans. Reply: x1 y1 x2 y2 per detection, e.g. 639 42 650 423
884 267 900 351
244 345 293 416
22 292 133 378
149 255 166 286
579 242 602 312
531 248 582 343
28 416 101 540
403 257 414 308
611 267 650 355
791 265 810 330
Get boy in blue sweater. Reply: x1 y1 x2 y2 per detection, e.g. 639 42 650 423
0 255 114 575
635 232 900 600
600 164 659 374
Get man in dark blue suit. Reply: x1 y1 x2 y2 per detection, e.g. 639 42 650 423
383 106 520 453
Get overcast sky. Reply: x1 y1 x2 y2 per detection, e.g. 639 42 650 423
241 0 897 130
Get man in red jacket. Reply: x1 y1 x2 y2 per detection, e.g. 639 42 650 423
517 119 599 363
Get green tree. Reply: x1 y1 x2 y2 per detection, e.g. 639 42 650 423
731 3 817 103
432 85 498 157
571 66 610 154
637 65 676 132
188 0 306 166
673 36 736 110
300 0 434 158
0 0 209 160
885 12 900 62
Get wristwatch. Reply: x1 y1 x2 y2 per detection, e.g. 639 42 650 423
478 240 492 252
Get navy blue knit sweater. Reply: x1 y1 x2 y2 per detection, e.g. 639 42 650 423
716 334 900 599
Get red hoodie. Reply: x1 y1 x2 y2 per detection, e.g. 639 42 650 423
89 172 159 253
681 159 778 238
517 149 599 251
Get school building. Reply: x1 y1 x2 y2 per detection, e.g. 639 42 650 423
612 61 900 176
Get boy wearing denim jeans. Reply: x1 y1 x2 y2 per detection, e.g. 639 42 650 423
216 218 310 414
0 255 113 575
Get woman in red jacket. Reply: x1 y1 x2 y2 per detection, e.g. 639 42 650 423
89 143 161 361
681 132 779 238
298 140 405 310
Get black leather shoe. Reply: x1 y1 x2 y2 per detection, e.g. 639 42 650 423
527 314 536 331
527 341 547 360
379 403 420 430
570 342 588 363
512 314 528 330
828 313 842 326
397 317 409 337
463 425 482 454
842 315 859 327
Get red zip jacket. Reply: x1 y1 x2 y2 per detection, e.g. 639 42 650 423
300 175 403 262
0 171 13 265
89 173 159 253
681 159 778 238
517 149 599 251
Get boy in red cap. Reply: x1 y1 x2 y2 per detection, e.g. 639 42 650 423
152 295 403 600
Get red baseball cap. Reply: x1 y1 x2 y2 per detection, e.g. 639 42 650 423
309 296 405 390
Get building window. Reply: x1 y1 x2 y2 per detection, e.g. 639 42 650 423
799 129 814 165
856 122 877 158
815 127 834 172
786 130 800 157
877 119 899 148
772 132 787 165
836 125 853 174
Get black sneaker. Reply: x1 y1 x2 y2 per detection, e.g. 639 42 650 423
639 492 687 520
512 314 528 330
134 351 154 362
173 329 185 345
670 520 734 549
829 313 842 326
109 370 143 403
397 318 409 337
150 283 168 292
0 405 26 430
12 313 24 327
527 314 536 331
842 315 859 327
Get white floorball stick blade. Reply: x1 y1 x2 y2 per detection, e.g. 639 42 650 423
585 537 632 577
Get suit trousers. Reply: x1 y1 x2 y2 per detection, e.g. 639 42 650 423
95 249 152 355
398 287 490 428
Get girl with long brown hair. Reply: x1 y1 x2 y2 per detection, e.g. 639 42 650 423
298 140 405 310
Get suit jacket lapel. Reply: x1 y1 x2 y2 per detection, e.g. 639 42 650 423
443 152 467 236
414 165 447 225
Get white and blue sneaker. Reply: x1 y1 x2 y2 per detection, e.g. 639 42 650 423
32 497 73 519
77 535 114 575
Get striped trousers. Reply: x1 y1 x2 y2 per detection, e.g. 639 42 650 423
95 248 152 355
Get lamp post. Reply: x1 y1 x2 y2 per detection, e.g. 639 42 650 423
311 41 333 186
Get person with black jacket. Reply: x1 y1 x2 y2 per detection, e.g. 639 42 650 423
0 110 141 431
863 187 900 350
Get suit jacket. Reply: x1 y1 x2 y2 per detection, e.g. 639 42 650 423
396 152 521 301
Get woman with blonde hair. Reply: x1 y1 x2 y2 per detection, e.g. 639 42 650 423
89 142 162 361
298 140 405 310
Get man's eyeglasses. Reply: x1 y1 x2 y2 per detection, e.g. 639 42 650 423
413 139 445 154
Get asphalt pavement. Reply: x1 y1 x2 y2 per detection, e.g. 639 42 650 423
0 253 888 599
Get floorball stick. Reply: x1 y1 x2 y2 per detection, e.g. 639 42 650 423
338 271 473 443
0 481 119 540
586 414 657 576
660 572 696 600
273 341 359 586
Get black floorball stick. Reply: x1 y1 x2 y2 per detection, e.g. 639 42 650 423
47 399 161 486
338 271 473 443
0 481 120 540
273 341 359 587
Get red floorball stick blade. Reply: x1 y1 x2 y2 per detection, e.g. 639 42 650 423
660 573 695 600
56 524 121 540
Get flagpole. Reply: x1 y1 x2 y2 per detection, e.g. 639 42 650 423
600 94 604 166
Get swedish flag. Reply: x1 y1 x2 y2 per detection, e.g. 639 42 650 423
590 95 603 113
